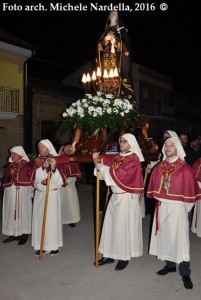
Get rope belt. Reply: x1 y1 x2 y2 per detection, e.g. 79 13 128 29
195 206 198 228
14 187 20 220
155 200 161 235
36 188 58 192
113 192 127 194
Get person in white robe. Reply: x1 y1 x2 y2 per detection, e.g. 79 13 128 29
28 139 67 257
147 136 200 290
2 146 33 245
191 157 201 236
59 146 81 227
93 133 144 271
60 177 80 226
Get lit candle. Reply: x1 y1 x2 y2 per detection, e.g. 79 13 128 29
86 73 91 82
82 74 87 83
109 69 114 78
103 69 109 78
92 71 97 81
114 68 118 77
96 67 101 77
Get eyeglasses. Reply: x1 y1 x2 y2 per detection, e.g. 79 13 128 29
119 139 128 144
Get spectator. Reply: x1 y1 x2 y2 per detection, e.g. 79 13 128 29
179 132 196 165
190 134 201 162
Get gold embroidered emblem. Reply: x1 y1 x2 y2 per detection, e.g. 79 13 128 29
10 167 16 175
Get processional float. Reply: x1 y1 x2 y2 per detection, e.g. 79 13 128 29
58 11 159 266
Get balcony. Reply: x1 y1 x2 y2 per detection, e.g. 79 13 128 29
0 86 19 119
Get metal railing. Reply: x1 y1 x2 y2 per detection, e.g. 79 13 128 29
0 86 19 112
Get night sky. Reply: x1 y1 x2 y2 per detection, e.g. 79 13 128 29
0 0 200 93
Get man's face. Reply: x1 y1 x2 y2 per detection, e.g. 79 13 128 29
164 140 177 158
191 139 199 148
119 138 130 152
179 134 188 146
38 143 50 156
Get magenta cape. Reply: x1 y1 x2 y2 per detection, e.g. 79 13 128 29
27 155 68 187
63 163 82 180
2 159 32 187
192 158 201 182
102 153 144 194
147 158 201 203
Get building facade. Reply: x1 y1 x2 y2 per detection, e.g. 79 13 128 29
0 29 33 168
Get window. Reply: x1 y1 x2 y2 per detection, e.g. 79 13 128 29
0 86 19 112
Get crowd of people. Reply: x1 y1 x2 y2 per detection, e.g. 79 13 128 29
1 128 201 290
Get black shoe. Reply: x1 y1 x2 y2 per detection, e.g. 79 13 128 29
69 223 76 228
50 249 59 256
18 234 28 245
3 236 17 243
157 266 177 275
98 257 114 266
18 239 28 245
35 250 49 257
182 276 193 289
115 260 129 271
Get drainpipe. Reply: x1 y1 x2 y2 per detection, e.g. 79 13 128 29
23 54 34 154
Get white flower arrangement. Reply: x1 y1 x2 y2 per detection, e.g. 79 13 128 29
61 92 139 134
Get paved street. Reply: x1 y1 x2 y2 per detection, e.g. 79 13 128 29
0 183 201 300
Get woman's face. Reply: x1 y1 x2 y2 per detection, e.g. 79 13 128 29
38 143 50 156
109 11 118 26
119 137 130 152
11 152 22 163
163 132 170 140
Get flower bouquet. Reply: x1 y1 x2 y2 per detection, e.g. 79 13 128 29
61 92 139 134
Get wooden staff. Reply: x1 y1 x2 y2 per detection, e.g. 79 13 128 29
105 186 110 209
95 170 100 268
39 168 51 260
139 163 151 205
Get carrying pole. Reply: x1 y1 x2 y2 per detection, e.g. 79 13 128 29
139 162 151 204
39 168 51 260
95 170 100 268
105 186 110 209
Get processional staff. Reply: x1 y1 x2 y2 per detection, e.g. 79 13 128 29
139 162 151 205
39 165 52 260
95 170 100 268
